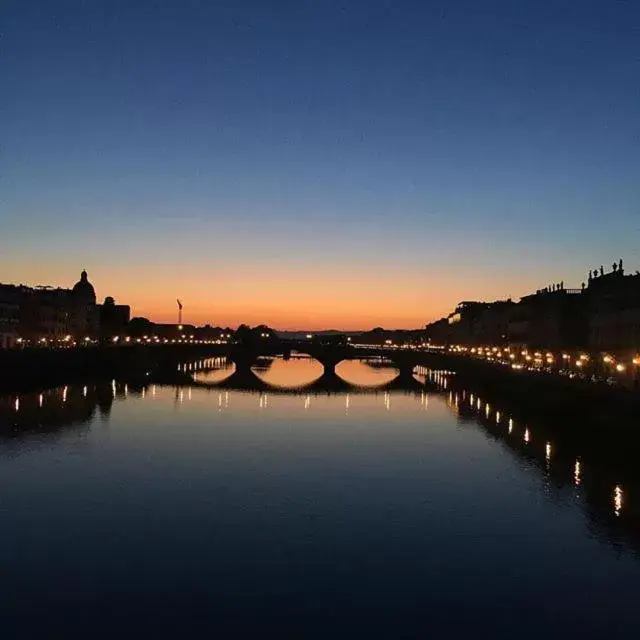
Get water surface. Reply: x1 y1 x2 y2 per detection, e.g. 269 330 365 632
1 357 638 637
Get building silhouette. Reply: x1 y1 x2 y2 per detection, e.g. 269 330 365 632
0 270 129 348
426 260 640 356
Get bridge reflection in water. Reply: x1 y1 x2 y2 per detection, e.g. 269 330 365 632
175 355 424 394
2 357 639 557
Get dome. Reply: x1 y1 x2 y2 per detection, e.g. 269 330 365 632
72 270 96 302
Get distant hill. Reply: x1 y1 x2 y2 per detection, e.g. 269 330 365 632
275 329 357 340
275 328 424 341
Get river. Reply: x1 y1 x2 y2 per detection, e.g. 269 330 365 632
0 356 638 637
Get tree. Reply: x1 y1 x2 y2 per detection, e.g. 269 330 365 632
128 317 154 337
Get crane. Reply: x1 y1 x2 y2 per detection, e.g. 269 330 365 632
177 299 183 328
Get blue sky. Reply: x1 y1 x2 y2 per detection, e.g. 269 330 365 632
3 0 639 328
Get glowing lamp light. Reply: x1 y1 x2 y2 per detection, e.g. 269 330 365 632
603 355 613 364
616 364 625 372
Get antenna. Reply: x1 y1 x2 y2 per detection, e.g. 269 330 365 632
177 299 183 327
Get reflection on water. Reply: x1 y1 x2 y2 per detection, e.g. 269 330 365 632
421 366 640 549
188 356 235 383
253 355 323 387
185 355 409 390
1 358 640 637
336 359 399 386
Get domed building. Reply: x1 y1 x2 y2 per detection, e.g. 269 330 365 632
71 270 96 304
69 270 98 337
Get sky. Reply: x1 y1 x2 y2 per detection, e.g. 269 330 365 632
3 0 639 330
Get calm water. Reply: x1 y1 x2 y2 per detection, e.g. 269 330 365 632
1 357 639 638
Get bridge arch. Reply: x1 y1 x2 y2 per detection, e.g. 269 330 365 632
250 354 324 388
335 358 400 388
187 356 236 384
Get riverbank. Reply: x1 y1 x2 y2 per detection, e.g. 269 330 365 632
415 350 640 431
0 344 226 393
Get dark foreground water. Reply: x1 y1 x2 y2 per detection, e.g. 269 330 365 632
1 357 639 638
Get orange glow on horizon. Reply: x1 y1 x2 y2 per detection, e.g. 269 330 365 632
1 258 568 331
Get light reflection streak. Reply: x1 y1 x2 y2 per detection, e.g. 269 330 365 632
524 428 530 444
39 393 44 407
63 386 68 403
574 460 581 486
614 485 623 517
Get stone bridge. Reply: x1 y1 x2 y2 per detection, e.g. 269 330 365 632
226 341 423 381
162 361 429 395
